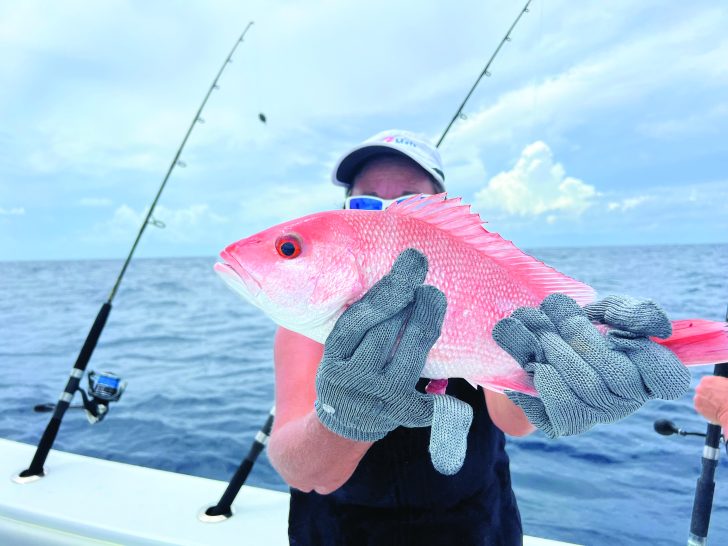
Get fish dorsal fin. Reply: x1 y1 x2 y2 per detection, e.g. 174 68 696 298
387 193 596 305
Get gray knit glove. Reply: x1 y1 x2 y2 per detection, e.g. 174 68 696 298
315 249 473 475
492 293 691 438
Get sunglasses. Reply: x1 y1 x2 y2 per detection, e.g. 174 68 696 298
344 194 429 210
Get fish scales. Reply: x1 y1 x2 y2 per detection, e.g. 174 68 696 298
341 209 541 385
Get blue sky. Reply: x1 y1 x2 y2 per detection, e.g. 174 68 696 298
1 0 727 261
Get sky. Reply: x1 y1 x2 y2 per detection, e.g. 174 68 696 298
1 0 727 261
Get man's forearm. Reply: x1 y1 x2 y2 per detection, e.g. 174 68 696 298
267 410 373 494
485 390 536 436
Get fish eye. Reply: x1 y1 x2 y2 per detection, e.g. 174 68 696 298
275 234 302 259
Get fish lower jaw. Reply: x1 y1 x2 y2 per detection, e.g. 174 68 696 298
214 262 262 302
217 250 264 292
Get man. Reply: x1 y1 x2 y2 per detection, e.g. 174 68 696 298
266 130 690 545
694 375 728 436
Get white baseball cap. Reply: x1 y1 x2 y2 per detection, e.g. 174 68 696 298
332 129 445 189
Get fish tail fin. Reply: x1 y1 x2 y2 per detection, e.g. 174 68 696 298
654 319 728 366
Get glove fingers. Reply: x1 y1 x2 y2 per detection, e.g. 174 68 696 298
388 285 447 380
534 363 643 435
540 294 610 354
525 295 647 405
539 293 588 324
510 305 558 334
511 304 609 401
492 316 544 372
356 305 414 375
324 249 428 359
536 331 631 411
554 315 646 401
390 248 429 284
584 295 672 339
608 335 691 400
505 305 589 375
429 394 473 475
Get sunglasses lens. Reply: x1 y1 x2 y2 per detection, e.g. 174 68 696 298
347 197 384 210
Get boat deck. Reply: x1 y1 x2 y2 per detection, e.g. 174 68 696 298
1 439 578 545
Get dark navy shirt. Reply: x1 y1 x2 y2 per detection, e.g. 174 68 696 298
288 378 523 545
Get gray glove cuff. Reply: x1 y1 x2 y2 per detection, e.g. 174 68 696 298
314 398 390 442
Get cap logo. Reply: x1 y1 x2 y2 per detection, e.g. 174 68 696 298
381 135 419 149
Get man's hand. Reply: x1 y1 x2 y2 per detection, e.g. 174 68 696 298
694 376 728 429
315 249 473 475
492 293 691 438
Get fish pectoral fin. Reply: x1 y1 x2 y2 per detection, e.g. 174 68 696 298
476 374 538 397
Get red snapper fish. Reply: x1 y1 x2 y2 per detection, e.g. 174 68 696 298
215 194 728 395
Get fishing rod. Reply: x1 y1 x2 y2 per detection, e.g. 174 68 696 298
436 0 533 148
200 407 275 522
687 307 728 545
653 306 728 545
14 21 255 483
654 407 727 545
687 361 728 546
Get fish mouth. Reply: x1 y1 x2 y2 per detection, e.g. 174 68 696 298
214 250 262 301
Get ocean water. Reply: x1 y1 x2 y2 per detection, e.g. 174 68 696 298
1 244 726 545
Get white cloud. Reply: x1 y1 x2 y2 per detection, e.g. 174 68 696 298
441 9 728 157
79 197 113 207
0 0 531 180
474 141 597 218
0 206 25 215
607 196 650 212
91 203 229 244
80 183 346 254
